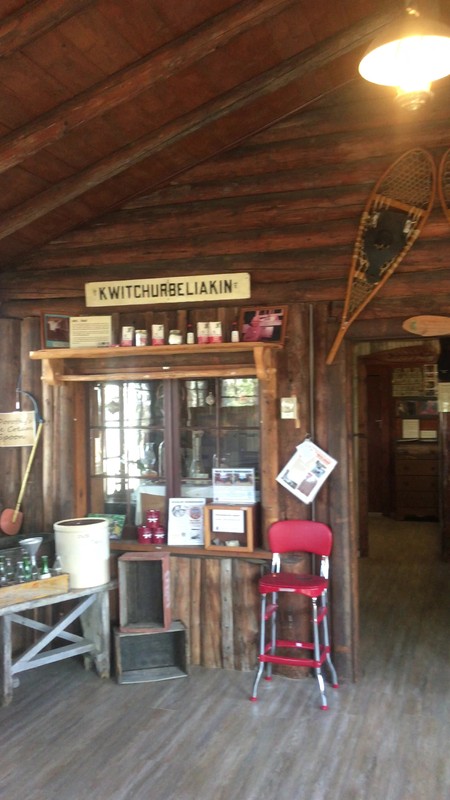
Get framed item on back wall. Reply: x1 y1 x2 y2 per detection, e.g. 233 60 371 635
41 313 71 348
239 306 288 344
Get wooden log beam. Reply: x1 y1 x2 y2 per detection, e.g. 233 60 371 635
0 0 94 57
0 0 301 174
2 260 450 307
0 7 401 242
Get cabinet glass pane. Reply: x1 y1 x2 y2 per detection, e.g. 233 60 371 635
179 378 260 498
89 376 260 526
89 381 166 524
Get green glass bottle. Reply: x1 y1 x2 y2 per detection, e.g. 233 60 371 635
22 555 32 582
40 555 51 579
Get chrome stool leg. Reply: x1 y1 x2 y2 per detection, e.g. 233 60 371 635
251 592 267 700
265 591 278 682
321 592 339 688
312 597 328 710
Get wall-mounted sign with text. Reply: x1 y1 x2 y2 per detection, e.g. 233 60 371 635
0 411 36 447
85 272 251 307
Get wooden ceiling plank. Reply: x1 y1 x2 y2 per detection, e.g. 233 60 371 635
0 0 95 57
0 6 403 244
0 0 300 174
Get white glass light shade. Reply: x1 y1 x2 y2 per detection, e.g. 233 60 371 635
359 17 450 93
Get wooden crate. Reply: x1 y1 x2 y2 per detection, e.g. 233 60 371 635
0 573 69 608
203 503 259 552
114 622 188 683
118 552 171 632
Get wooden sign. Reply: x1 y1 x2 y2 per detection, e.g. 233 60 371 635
0 411 36 447
85 272 251 307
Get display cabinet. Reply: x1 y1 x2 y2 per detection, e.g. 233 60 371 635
88 375 260 528
30 343 280 545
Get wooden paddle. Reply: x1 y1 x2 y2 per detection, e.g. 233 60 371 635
0 421 44 536
402 315 450 337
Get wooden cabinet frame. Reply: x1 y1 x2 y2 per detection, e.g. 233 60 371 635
31 343 281 546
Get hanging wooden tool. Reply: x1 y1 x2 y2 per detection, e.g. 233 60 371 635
0 420 44 536
402 315 450 337
326 148 436 365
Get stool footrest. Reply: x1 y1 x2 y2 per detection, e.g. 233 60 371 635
259 640 330 669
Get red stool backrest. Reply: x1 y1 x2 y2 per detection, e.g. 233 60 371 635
268 520 332 558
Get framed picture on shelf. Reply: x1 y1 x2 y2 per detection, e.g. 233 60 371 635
239 306 288 344
41 313 71 348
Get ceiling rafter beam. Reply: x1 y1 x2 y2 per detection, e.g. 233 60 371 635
0 7 402 244
0 0 94 58
0 0 299 173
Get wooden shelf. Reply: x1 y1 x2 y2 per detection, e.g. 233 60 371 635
30 342 281 384
110 539 271 561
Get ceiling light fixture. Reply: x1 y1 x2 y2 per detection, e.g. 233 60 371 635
358 2 450 110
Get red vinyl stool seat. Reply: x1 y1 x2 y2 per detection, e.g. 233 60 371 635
250 520 338 710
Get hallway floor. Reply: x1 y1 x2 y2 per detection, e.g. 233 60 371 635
0 517 449 800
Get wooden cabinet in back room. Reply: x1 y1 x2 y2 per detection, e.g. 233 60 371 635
394 442 439 521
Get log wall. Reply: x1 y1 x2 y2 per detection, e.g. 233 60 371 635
5 84 450 682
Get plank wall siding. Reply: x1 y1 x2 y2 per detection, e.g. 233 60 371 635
2 71 450 685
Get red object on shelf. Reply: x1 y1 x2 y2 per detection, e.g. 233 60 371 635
145 509 160 528
137 525 153 544
153 526 166 545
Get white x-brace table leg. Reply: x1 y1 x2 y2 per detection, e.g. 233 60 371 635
0 583 113 705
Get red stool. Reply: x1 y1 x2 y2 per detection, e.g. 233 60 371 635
250 520 338 709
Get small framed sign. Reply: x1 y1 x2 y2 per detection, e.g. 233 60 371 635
41 313 71 348
69 316 113 348
239 306 288 344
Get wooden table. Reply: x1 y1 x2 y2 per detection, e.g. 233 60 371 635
0 581 116 705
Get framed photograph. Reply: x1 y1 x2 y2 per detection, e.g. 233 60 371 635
41 313 71 349
239 306 288 344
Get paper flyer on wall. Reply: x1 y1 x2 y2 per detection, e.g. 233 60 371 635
276 439 337 504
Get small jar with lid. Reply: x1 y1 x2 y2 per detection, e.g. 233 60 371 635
168 329 183 345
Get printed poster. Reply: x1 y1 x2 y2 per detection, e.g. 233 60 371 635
276 439 337 505
167 498 206 545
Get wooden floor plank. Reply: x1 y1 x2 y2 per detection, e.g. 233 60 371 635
0 517 449 799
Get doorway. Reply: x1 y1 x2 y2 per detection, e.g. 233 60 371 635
356 340 442 557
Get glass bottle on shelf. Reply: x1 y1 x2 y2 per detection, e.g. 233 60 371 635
15 560 25 583
0 556 7 586
5 557 14 583
189 430 206 479
40 555 51 579
186 323 195 344
139 441 157 478
22 556 32 582
52 555 63 575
